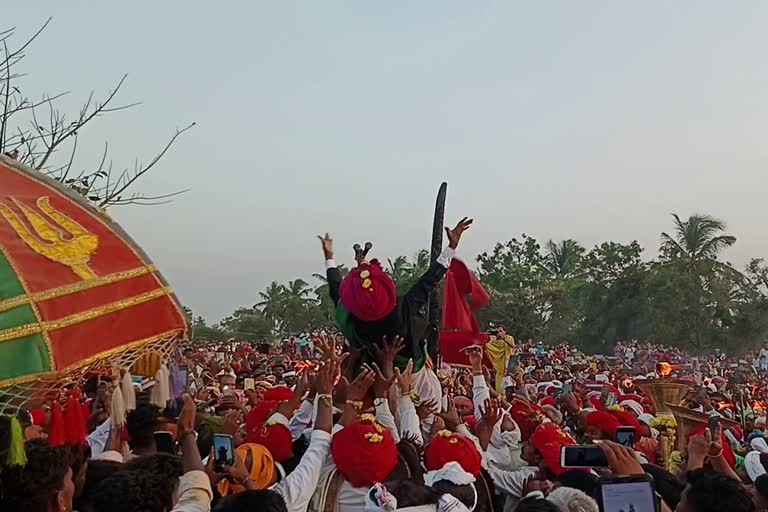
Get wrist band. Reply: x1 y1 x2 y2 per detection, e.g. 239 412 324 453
318 394 332 407
346 400 363 411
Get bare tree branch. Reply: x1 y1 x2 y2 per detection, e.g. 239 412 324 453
98 122 195 208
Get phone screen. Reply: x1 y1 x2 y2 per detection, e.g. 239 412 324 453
178 365 189 388
562 445 609 468
708 414 720 434
244 378 255 391
154 431 175 454
561 382 573 395
615 427 636 448
600 479 656 512
213 434 235 471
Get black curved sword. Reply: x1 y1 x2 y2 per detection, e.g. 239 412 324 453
426 182 447 362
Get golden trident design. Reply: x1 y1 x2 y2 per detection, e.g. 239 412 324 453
0 196 99 280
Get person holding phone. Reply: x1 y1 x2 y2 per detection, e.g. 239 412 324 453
214 352 336 512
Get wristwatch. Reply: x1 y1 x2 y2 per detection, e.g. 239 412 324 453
374 397 387 407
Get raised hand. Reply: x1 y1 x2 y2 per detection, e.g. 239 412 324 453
416 400 439 422
394 358 414 394
445 217 474 249
439 398 463 431
318 233 334 260
480 398 502 427
347 366 376 402
373 335 405 377
371 363 396 399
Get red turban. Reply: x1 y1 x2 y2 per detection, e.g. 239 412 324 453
510 399 546 442
339 260 397 321
539 396 557 408
609 410 644 434
452 396 474 412
586 411 621 438
246 400 278 433
264 386 294 402
331 414 398 488
530 423 578 477
424 430 482 476
689 424 736 468
247 421 293 462
29 409 47 426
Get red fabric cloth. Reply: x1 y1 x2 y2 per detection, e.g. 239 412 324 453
609 410 644 433
247 423 293 462
424 430 482 476
29 408 46 426
246 400 278 433
263 386 294 402
438 259 491 366
331 416 398 488
339 260 397 321
586 411 621 438
531 423 578 477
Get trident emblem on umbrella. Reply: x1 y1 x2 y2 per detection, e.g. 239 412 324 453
0 196 99 280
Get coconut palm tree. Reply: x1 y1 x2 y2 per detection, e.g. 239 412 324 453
660 213 736 266
542 239 585 278
255 281 286 330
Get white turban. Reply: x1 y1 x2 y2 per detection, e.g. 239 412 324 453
547 486 599 512
751 437 768 454
745 451 768 482
620 400 643 417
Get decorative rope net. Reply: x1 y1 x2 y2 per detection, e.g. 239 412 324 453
0 334 181 416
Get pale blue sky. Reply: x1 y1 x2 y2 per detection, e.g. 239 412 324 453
10 2 768 321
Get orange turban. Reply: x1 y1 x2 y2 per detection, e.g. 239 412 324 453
217 443 277 496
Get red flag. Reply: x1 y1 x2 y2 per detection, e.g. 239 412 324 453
439 259 490 366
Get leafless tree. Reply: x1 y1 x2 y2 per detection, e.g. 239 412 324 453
0 19 194 208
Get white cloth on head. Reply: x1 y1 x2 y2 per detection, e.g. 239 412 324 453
745 450 767 482
620 400 643 417
424 461 476 487
547 486 599 512
637 413 655 426
595 374 609 383
751 437 768 454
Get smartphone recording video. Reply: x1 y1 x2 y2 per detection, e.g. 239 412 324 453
614 426 636 448
154 431 175 454
597 475 658 512
561 445 609 468
213 433 235 472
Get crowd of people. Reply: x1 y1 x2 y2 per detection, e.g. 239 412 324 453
2 332 768 512
3 222 768 512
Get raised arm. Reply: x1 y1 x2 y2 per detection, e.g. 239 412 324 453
319 233 342 304
404 217 473 308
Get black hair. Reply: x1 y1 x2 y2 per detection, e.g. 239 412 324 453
755 474 768 501
516 495 561 512
384 480 439 508
74 459 122 512
122 452 183 483
641 463 684 509
91 468 175 512
683 469 754 512
213 490 288 512
385 438 425 483
0 442 70 512
555 469 598 497
429 469 499 512
125 402 161 449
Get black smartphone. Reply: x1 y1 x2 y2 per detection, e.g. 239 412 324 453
561 445 609 468
213 433 235 472
597 474 658 512
615 426 637 448
154 431 175 454
708 414 720 434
